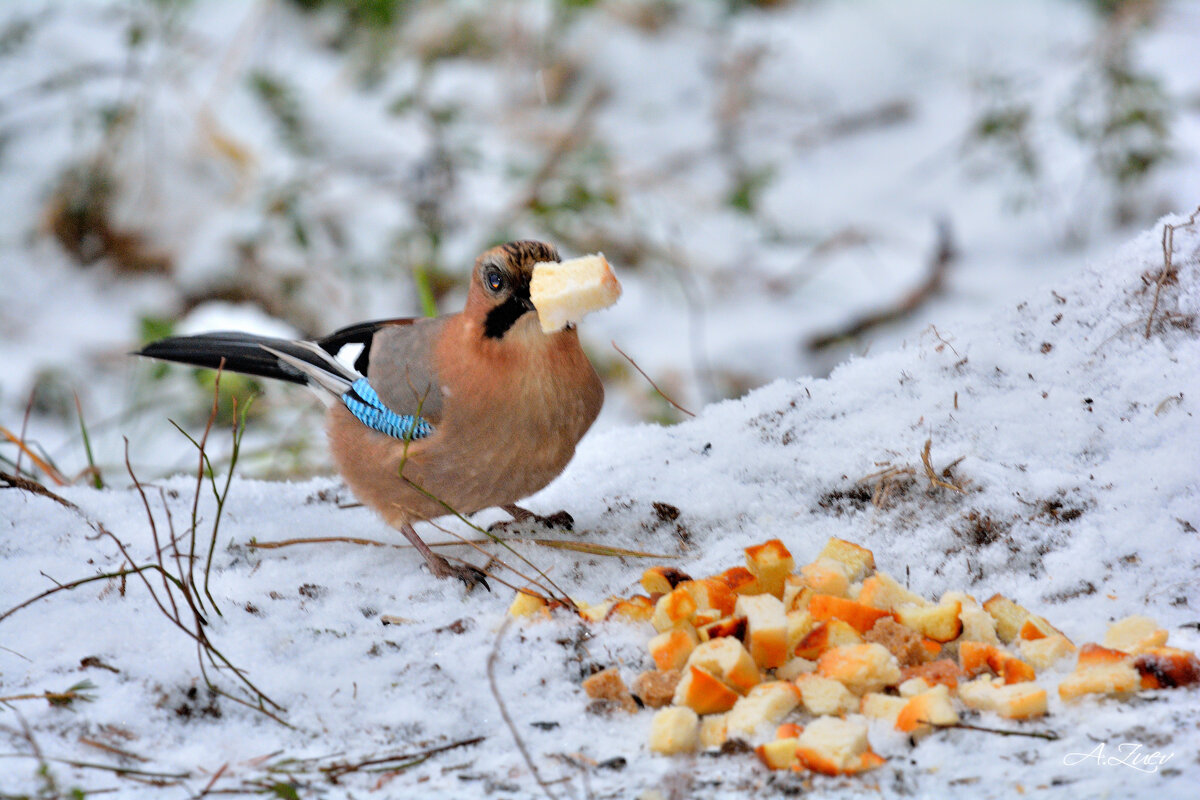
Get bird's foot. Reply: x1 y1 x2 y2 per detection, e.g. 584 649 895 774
490 505 575 533
425 553 490 592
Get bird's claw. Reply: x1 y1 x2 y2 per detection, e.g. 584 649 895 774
427 554 490 592
489 508 575 534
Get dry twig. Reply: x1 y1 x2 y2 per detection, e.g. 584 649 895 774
1146 205 1200 337
808 218 957 351
921 719 1059 741
489 618 560 800
611 341 695 418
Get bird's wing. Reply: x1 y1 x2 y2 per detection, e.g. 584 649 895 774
318 316 447 424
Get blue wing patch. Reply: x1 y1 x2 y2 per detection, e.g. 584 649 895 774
342 378 433 441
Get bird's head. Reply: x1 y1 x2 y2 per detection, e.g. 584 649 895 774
466 240 561 340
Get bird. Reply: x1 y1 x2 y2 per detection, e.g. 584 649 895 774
137 240 604 589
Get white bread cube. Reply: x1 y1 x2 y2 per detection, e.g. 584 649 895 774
775 656 817 681
817 643 903 695
819 538 875 582
800 557 852 597
895 685 958 736
786 609 818 652
744 539 795 598
508 591 550 618
1103 615 1169 655
782 576 813 613
857 571 929 611
756 737 800 770
1018 634 1075 670
648 706 699 755
795 717 884 775
860 693 908 726
958 676 1047 719
898 677 934 697
736 593 789 669
895 600 963 643
725 681 802 738
943 591 1000 645
795 674 858 716
699 713 729 749
530 253 621 333
982 594 1031 643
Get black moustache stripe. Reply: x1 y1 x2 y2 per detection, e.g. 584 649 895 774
483 295 530 339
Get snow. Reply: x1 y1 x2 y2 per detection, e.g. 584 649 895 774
2 0 1200 795
2 211 1198 798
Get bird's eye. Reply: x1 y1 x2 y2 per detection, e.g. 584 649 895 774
486 270 505 292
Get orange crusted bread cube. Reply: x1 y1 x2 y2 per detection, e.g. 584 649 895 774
745 539 795 598
817 643 903 695
818 537 876 582
1058 643 1139 700
652 586 698 632
800 557 851 598
895 601 963 643
756 737 800 771
673 665 740 714
685 636 761 694
1134 647 1200 689
649 628 698 671
794 717 884 776
726 681 802 738
641 566 692 596
808 594 894 634
858 571 929 611
795 619 864 660
958 676 1047 719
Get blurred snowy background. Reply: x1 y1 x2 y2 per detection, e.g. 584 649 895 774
1 0 1198 481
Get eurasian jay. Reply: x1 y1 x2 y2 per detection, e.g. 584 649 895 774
137 240 603 589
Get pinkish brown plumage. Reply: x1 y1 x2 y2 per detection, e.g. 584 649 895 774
138 241 604 588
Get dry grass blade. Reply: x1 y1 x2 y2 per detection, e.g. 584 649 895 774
247 534 677 560
921 438 964 493
611 340 695 417
0 427 68 485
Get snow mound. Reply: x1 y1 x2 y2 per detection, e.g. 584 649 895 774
2 212 1198 797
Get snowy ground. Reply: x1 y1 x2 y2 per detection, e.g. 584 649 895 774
2 1 1200 797
2 210 1198 797
2 0 1200 479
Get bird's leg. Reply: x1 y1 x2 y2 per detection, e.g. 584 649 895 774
490 504 575 532
400 522 489 591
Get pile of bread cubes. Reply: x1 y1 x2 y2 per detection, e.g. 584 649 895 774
509 537 1199 775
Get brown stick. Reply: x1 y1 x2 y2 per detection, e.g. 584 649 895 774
807 218 957 351
489 618 560 800
920 719 1059 741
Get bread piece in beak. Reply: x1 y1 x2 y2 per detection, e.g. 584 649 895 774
530 253 622 333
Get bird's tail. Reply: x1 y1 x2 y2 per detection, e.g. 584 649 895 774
136 332 357 396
